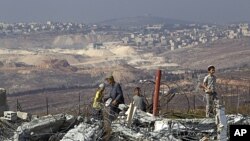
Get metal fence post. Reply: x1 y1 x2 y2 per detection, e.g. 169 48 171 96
46 97 49 115
16 99 18 111
237 86 239 113
193 95 196 110
249 86 250 99
78 93 81 115
153 69 161 116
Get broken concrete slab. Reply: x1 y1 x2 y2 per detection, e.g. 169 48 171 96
14 114 71 141
17 111 30 121
132 110 158 124
111 123 144 140
113 108 219 140
126 103 137 127
227 114 250 125
60 122 102 141
4 111 17 121
216 106 227 141
111 120 181 141
148 131 181 141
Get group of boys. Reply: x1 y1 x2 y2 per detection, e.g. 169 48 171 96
93 65 219 121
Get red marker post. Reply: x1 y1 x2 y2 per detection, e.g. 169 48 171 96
153 69 161 116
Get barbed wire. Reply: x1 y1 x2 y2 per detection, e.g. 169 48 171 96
3 70 249 140
1 101 248 141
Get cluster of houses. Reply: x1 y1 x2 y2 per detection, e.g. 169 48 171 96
0 21 88 35
0 21 250 51
121 23 250 50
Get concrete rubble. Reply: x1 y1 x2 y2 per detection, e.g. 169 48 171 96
16 111 30 121
60 121 102 141
4 111 17 121
111 109 217 141
0 108 250 141
14 114 75 141
227 114 250 124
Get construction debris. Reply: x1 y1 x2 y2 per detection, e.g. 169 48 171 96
0 107 250 141
16 111 30 121
227 114 250 124
215 106 227 141
13 114 75 141
0 118 20 141
4 111 17 121
61 121 102 141
111 110 217 141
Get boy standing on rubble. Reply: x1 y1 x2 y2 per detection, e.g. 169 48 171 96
133 87 147 112
92 83 105 119
203 65 218 118
105 75 125 121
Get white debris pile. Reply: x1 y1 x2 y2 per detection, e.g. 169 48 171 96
1 109 250 141
111 122 181 141
133 110 158 124
61 120 102 141
148 130 181 141
111 123 145 140
227 114 250 125
153 118 217 140
155 118 216 132
14 114 76 141
110 107 218 141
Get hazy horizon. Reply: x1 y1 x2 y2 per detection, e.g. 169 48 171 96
0 0 250 24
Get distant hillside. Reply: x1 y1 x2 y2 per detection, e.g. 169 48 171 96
97 16 192 27
0 34 119 49
162 38 250 70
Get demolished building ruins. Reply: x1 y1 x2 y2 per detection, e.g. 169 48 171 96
1 68 250 141
1 104 250 141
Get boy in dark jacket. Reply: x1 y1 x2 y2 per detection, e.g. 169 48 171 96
105 75 124 121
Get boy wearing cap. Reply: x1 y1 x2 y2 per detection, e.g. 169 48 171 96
203 65 218 118
92 83 105 119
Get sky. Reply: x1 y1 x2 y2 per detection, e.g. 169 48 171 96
0 0 250 24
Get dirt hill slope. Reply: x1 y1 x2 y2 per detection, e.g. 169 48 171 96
162 38 250 70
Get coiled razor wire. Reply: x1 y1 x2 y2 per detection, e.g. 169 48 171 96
139 80 190 114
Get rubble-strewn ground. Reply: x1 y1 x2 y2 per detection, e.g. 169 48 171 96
1 106 250 141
